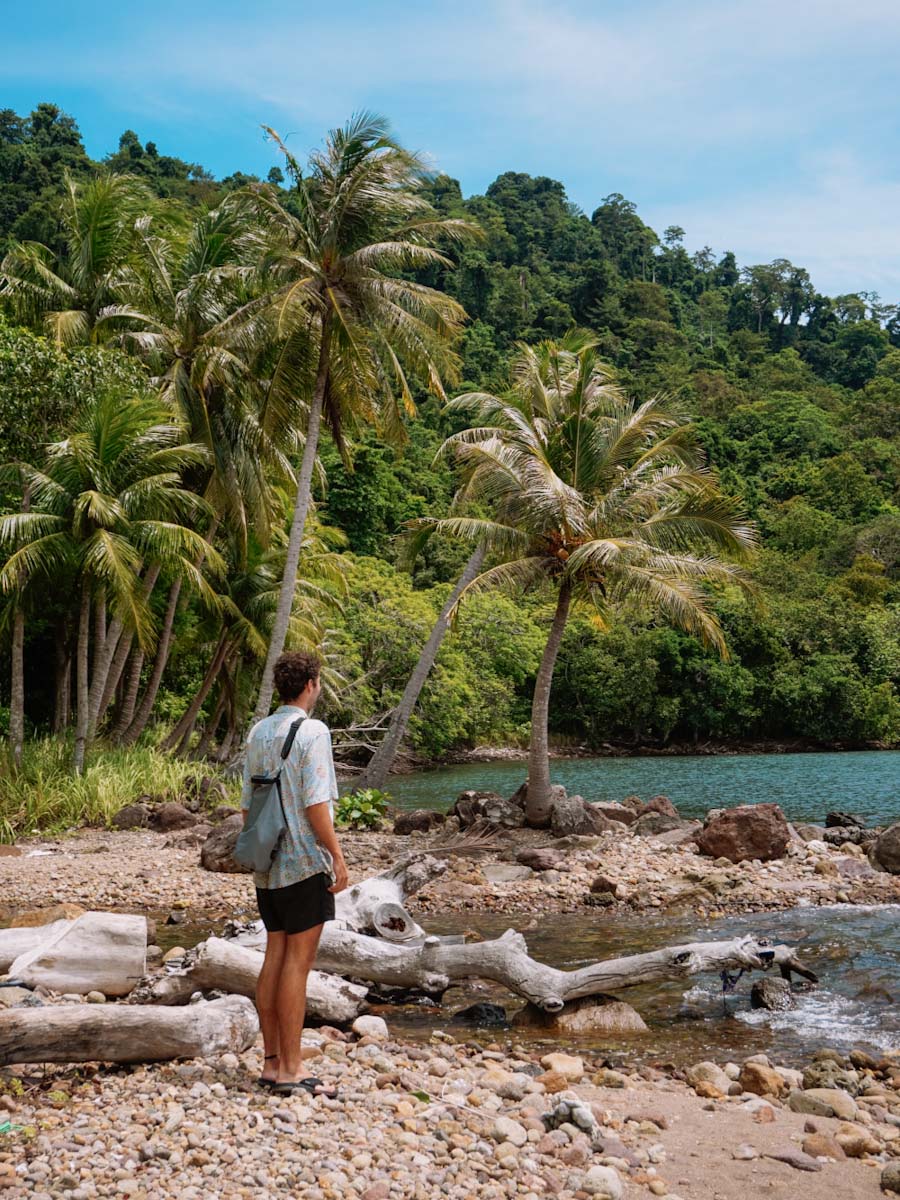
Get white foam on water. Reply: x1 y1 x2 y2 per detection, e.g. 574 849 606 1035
737 990 900 1054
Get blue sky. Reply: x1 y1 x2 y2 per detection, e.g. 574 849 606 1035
5 0 900 298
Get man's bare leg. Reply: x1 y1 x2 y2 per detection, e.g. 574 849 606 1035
275 923 325 1084
256 930 286 1082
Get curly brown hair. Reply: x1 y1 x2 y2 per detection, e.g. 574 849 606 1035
273 651 322 702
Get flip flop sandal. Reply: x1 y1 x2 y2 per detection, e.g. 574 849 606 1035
273 1077 337 1099
256 1055 279 1088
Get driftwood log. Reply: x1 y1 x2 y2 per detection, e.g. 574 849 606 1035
139 939 368 1022
0 996 258 1065
168 926 814 1014
8 913 147 997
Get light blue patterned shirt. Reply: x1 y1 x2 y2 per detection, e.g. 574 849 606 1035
240 704 338 891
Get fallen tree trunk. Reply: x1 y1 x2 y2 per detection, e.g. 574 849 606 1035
171 926 814 1014
0 996 258 1065
137 939 368 1023
9 913 147 997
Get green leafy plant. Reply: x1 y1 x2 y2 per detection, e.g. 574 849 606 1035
334 788 391 830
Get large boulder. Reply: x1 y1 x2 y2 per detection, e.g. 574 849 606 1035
199 813 250 873
550 795 620 837
695 803 790 863
451 790 526 830
150 802 197 833
393 809 445 835
750 978 796 1011
869 822 900 875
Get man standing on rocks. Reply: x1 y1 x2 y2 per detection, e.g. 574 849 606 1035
241 651 348 1095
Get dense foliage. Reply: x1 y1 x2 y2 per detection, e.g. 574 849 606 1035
1 103 898 789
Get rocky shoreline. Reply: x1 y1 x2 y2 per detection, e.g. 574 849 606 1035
2 795 899 1199
2 1019 898 1198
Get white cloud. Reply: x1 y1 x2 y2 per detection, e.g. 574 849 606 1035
653 149 900 297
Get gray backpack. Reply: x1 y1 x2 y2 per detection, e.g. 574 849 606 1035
234 715 305 872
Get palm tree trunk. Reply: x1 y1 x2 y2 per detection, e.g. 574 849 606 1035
72 579 92 775
53 624 71 734
193 686 227 759
121 577 182 745
525 581 572 827
95 564 161 729
253 319 332 724
359 545 486 791
9 607 25 769
111 648 144 741
163 633 230 754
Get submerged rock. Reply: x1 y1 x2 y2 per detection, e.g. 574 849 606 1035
449 1002 508 1027
695 803 790 863
750 978 796 1011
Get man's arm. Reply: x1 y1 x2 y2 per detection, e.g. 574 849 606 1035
306 802 348 893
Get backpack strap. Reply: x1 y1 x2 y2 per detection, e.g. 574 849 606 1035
279 715 306 762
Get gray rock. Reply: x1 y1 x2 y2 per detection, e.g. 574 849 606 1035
515 847 563 871
787 1088 858 1121
794 823 827 842
482 862 533 883
199 813 250 874
581 1165 624 1198
764 1150 823 1173
632 812 684 837
801 1060 859 1095
111 803 151 830
392 809 445 835
870 821 900 875
750 978 796 1012
0 986 38 1008
451 790 525 829
881 1163 900 1194
150 802 197 832
550 795 620 837
590 803 637 826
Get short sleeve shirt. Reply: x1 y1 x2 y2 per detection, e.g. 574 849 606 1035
240 704 338 891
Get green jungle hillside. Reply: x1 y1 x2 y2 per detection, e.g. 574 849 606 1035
1 103 898 780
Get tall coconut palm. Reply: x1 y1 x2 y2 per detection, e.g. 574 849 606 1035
250 113 477 722
357 543 486 790
0 387 222 772
414 332 758 825
0 172 152 345
100 195 295 740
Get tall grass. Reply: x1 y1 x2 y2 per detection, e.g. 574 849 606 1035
0 739 238 840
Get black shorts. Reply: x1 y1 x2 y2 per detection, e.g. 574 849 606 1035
256 873 335 935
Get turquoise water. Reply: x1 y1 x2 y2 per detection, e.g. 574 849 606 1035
383 750 899 825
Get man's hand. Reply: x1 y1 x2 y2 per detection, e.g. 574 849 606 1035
328 855 349 894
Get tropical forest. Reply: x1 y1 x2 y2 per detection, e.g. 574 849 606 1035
1 102 898 836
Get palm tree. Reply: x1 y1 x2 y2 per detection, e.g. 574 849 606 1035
250 113 477 722
164 517 348 756
0 172 152 345
0 387 222 772
357 544 486 790
100 195 295 740
414 332 758 825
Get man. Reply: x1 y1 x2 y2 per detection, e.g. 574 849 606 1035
241 650 348 1095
